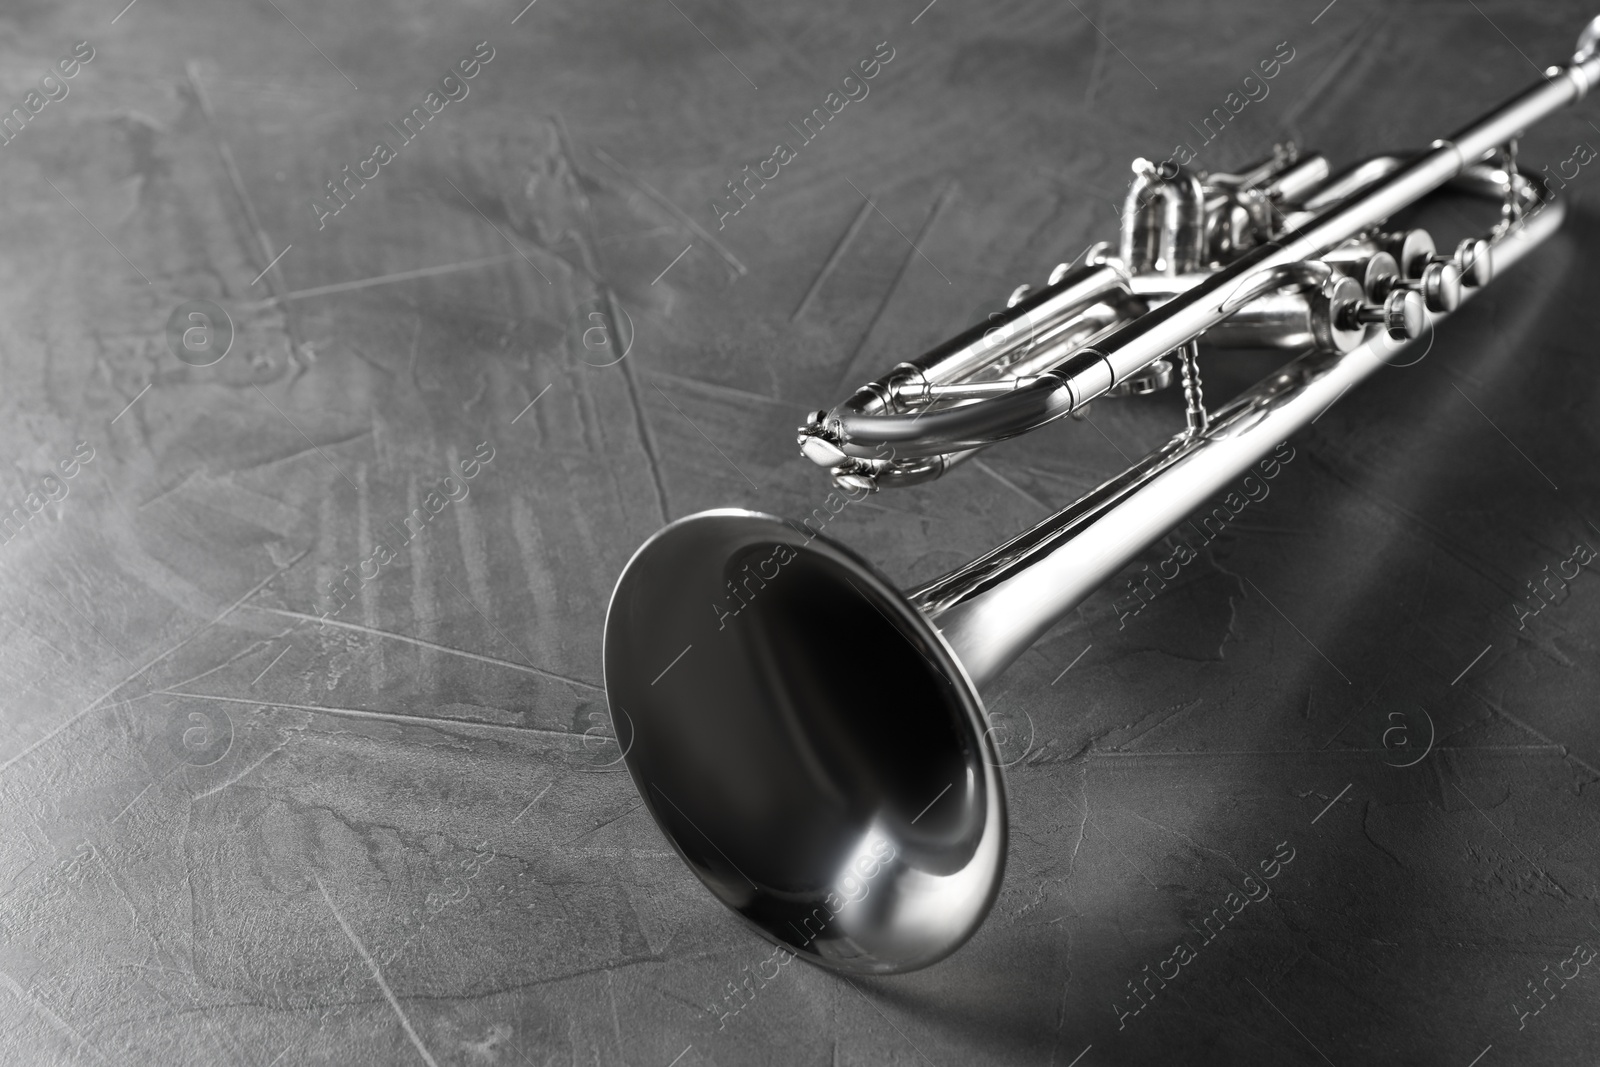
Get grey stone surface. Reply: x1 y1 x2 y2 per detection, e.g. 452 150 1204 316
0 0 1597 1064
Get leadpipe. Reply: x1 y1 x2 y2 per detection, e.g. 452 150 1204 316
828 46 1600 458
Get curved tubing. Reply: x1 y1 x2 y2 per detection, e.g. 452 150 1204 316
832 50 1598 456
913 201 1564 688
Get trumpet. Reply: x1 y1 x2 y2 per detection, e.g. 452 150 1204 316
603 18 1600 975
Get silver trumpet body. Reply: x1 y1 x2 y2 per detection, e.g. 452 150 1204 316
602 20 1600 974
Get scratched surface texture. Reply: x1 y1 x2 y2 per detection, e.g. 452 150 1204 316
1 0 1598 1064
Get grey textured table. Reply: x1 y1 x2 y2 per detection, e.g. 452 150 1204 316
1 1 1597 1064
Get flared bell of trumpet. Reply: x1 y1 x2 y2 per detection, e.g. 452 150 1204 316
600 16 1594 974
603 509 1007 974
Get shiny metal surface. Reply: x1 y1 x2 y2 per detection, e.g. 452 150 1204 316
835 262 1133 420
1120 159 1207 274
806 39 1599 461
605 19 1591 977
604 511 1005 974
11 1 1600 1060
604 204 1559 974
920 203 1561 687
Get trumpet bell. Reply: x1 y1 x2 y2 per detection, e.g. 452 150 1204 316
603 509 1008 974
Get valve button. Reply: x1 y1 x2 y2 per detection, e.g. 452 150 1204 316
1455 238 1493 287
1386 289 1427 340
1420 260 1462 312
1354 290 1426 340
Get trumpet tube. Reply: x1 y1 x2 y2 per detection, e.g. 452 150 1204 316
837 263 1131 418
603 16 1597 978
824 47 1600 457
915 201 1562 687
